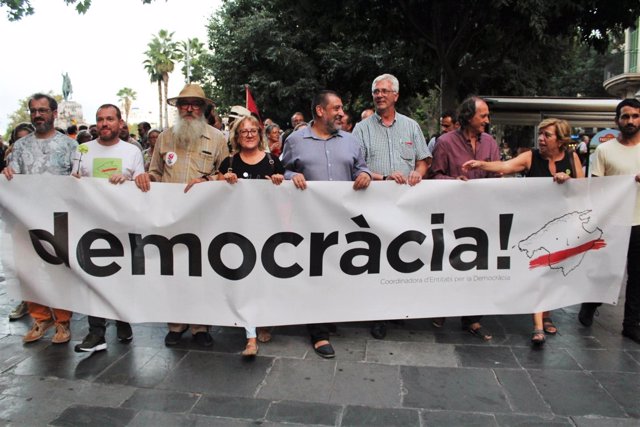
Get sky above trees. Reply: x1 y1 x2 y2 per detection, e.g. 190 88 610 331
0 0 220 134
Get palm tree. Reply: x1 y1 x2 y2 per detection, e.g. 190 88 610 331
116 87 137 124
143 29 178 128
143 58 163 127
177 38 205 84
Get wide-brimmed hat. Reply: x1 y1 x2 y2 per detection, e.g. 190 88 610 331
167 84 214 106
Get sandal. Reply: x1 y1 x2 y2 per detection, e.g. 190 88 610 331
531 329 546 345
242 340 258 357
467 325 492 341
542 318 557 335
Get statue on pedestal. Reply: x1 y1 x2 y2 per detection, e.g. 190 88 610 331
56 73 84 129
62 72 73 101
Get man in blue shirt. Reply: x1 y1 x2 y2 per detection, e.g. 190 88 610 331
282 90 371 358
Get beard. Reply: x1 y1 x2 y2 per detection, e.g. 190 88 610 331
619 124 640 138
33 118 54 134
173 114 206 147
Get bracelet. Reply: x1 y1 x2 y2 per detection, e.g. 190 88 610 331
382 175 388 181
201 175 210 181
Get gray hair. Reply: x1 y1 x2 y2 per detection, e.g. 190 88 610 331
372 74 399 93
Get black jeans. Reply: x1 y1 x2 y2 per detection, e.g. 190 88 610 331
624 225 640 329
88 316 130 337
461 316 483 328
582 225 640 329
307 323 330 344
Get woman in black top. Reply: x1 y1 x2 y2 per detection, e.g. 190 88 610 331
217 115 284 356
462 118 584 346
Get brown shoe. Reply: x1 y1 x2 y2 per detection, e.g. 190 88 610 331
257 327 272 343
23 320 54 343
51 322 71 344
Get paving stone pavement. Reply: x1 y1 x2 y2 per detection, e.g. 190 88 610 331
0 277 639 425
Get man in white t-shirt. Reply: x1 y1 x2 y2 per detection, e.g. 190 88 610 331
579 98 640 345
72 104 144 353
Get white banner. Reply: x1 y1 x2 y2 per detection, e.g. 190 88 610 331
0 175 635 327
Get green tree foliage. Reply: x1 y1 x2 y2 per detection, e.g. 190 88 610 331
144 29 178 128
177 38 207 84
1 0 157 21
116 87 137 124
204 0 640 124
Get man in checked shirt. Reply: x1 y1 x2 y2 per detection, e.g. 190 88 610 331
353 73 431 340
135 83 228 347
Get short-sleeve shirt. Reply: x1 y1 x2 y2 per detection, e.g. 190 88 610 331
72 139 145 179
149 124 228 184
9 132 77 176
281 126 370 181
591 139 640 225
353 111 430 176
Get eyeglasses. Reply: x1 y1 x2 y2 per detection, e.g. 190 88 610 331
239 129 259 136
372 89 396 96
29 108 52 115
177 101 204 110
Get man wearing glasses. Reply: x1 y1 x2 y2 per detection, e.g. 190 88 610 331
2 93 77 345
134 83 228 347
353 73 431 340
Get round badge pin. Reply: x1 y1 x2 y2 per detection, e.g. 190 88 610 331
165 152 178 166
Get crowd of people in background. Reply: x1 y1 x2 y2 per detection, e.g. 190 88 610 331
2 74 640 360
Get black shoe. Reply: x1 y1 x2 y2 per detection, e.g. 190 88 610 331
116 322 133 342
370 322 387 340
622 327 640 344
74 333 107 353
313 342 335 359
578 303 600 327
193 331 213 347
165 328 188 346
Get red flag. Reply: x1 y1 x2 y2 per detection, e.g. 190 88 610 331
245 84 262 124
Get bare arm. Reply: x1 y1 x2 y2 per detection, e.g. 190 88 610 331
462 151 532 175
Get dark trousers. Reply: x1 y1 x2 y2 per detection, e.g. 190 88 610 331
582 225 640 329
307 323 330 344
88 316 130 337
461 316 483 328
624 225 640 328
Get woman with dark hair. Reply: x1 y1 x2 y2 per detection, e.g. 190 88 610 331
217 115 285 356
3 122 36 171
463 118 584 346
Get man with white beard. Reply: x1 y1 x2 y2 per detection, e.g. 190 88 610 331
135 84 228 347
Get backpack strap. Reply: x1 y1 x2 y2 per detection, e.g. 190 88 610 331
226 152 235 173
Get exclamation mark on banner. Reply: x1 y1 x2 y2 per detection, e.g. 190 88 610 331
497 214 513 269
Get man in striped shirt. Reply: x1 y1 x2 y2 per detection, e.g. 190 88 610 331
353 74 430 187
353 73 431 339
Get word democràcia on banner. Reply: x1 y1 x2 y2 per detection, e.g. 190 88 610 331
0 175 635 324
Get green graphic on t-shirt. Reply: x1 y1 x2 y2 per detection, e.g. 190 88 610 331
93 158 122 178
